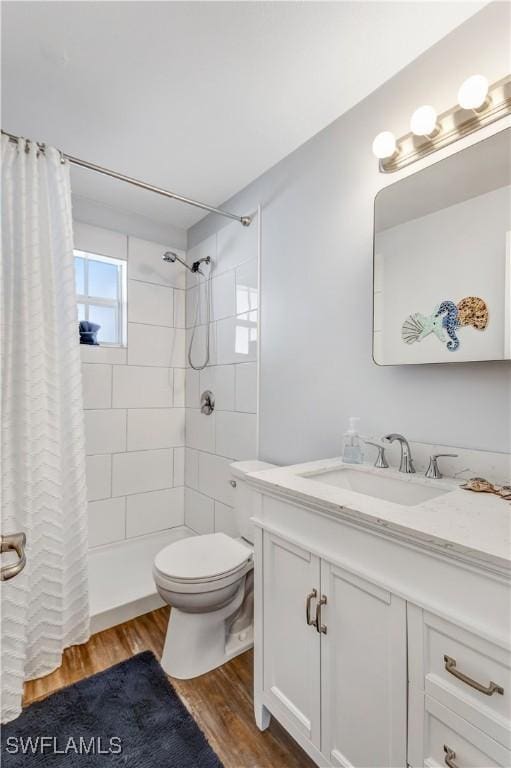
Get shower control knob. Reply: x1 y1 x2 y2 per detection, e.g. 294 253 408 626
200 390 215 415
229 480 237 488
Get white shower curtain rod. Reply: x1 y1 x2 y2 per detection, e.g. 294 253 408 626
2 130 252 227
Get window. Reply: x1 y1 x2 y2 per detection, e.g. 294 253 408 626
74 250 127 346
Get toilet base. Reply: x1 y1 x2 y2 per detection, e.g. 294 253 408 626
160 581 253 679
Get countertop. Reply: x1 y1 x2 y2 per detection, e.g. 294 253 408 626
246 458 511 573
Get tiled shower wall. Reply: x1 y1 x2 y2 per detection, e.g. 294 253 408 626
76 221 187 548
184 214 259 536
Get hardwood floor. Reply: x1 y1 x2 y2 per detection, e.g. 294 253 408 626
23 607 315 768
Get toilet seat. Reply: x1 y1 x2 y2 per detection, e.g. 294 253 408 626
153 533 252 594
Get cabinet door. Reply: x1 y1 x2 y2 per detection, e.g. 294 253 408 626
320 561 407 768
262 532 321 747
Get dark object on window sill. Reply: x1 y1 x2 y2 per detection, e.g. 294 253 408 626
79 321 101 345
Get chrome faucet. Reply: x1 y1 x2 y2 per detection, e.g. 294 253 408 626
383 433 415 473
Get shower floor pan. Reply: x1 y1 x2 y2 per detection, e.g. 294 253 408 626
88 526 196 633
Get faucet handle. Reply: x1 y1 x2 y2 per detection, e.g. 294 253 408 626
364 441 389 469
425 454 458 479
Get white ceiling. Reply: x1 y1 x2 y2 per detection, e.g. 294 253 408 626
2 1 486 231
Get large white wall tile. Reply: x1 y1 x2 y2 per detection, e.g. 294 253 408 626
127 408 185 450
74 221 127 261
128 280 173 326
173 368 186 407
235 259 258 315
174 289 186 328
170 328 186 368
200 365 235 411
184 448 199 489
198 451 236 506
88 497 126 547
128 323 185 368
235 362 257 413
216 217 257 274
85 410 126 455
185 368 200 408
86 454 112 501
184 488 214 534
185 285 197 328
174 446 185 486
186 409 215 452
112 366 173 408
82 363 112 409
112 449 173 496
81 345 127 365
216 312 257 364
126 487 184 538
211 270 236 321
214 501 239 538
215 411 257 460
186 283 210 328
128 237 185 288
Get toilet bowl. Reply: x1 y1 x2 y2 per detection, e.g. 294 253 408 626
153 460 275 679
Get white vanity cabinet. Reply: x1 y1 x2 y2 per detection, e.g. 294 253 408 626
250 477 511 768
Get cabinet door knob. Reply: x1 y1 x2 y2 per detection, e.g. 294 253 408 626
444 655 504 696
444 745 459 768
305 589 317 626
315 594 327 634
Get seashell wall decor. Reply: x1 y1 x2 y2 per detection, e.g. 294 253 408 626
457 296 489 329
401 297 488 352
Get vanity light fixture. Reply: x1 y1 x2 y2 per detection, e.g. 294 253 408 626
373 73 511 172
372 131 397 159
410 105 439 138
457 74 490 111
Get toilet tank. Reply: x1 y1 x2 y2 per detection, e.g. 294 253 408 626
230 461 276 544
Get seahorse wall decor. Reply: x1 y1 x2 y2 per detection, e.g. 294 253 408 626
401 296 488 352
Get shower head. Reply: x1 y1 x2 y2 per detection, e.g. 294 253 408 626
162 251 178 263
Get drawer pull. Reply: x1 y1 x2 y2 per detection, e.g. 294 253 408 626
315 594 327 634
444 745 458 768
444 655 504 696
305 589 317 626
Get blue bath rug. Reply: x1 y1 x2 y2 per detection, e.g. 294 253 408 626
1 651 224 767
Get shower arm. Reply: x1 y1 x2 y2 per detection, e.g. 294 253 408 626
163 252 211 276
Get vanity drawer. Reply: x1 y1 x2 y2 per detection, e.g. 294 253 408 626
423 696 511 768
409 609 511 743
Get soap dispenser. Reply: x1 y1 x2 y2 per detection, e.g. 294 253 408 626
342 417 363 464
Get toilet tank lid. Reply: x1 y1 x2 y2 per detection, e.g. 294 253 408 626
154 533 252 581
230 460 277 480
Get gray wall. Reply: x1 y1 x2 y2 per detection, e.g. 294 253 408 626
188 3 511 463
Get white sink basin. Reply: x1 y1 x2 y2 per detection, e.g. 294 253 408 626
302 467 449 506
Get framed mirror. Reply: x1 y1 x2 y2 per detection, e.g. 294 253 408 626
373 128 511 365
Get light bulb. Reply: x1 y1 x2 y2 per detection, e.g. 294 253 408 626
372 131 397 159
410 105 438 137
458 75 489 110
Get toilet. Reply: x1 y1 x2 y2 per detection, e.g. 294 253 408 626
153 460 275 679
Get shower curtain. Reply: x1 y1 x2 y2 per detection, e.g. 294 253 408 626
1 136 90 722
